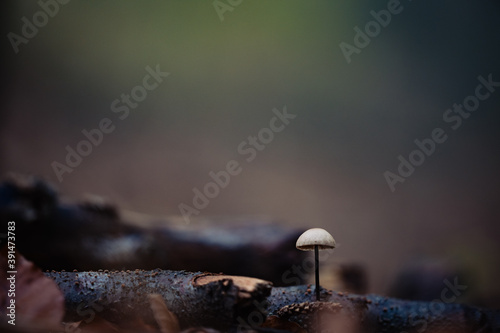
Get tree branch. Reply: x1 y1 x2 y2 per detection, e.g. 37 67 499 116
45 270 272 331
266 285 500 332
45 270 500 333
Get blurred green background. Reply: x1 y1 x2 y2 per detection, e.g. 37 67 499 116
1 0 500 304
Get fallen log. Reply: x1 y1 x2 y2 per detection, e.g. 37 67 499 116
45 269 272 331
265 285 500 333
0 174 306 285
45 270 500 333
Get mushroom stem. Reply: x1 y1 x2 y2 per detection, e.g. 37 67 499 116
315 244 320 301
296 228 335 302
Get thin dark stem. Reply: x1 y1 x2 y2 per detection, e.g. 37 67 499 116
315 245 320 301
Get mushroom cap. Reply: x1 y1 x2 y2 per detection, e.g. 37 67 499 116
296 228 336 251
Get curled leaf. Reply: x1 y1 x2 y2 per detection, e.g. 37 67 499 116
148 293 180 333
0 248 64 329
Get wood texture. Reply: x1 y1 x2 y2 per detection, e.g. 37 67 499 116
267 285 500 333
44 269 500 332
45 270 272 331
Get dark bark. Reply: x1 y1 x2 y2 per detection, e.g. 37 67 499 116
0 174 306 285
45 270 500 333
266 286 500 333
45 270 272 331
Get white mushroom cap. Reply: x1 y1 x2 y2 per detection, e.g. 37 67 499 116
296 228 336 251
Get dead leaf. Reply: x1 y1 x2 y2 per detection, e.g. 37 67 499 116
180 328 220 333
148 293 180 333
0 248 64 329
78 316 121 333
262 315 307 333
63 320 83 333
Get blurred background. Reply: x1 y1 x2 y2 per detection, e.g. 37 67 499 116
1 1 500 307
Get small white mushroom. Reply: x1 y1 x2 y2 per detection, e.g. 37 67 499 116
296 228 336 300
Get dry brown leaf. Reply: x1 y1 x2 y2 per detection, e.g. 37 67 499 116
148 293 180 333
0 248 64 329
77 316 121 333
180 328 220 333
120 316 159 332
262 315 307 333
63 320 83 333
